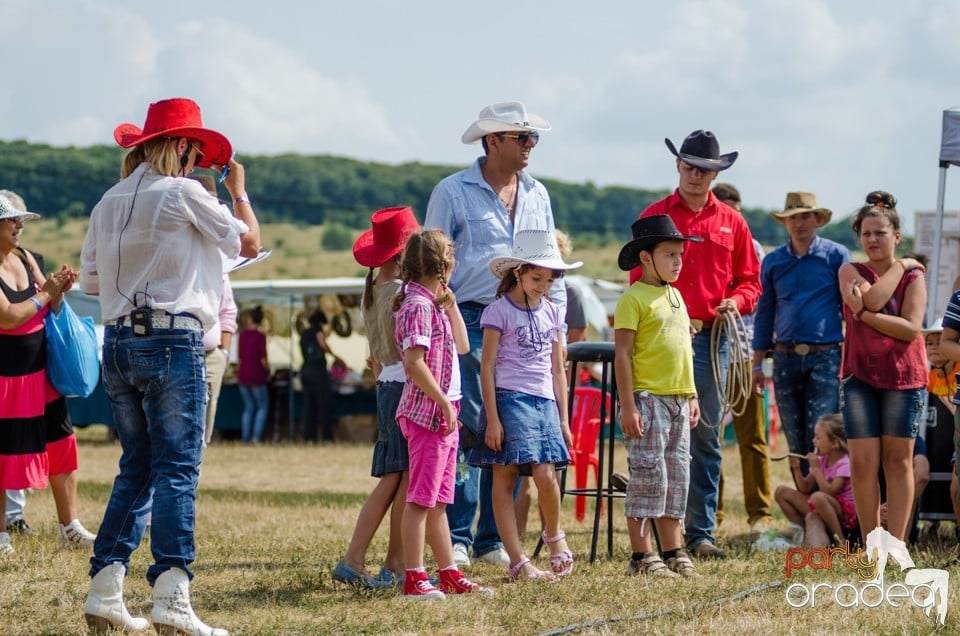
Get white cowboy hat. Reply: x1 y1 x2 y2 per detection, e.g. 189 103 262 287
488 229 582 279
0 190 40 222
461 101 551 144
921 317 944 336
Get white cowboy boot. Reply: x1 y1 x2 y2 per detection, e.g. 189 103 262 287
151 568 228 636
83 563 150 633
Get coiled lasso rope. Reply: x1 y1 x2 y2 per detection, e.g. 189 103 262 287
708 309 753 420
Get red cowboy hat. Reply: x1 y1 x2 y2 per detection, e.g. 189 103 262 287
353 206 421 268
113 98 232 169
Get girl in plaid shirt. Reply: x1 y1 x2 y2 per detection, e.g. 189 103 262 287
394 230 490 600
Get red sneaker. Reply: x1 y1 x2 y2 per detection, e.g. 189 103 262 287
438 569 494 595
403 570 445 600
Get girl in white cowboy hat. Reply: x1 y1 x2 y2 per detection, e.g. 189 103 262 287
469 229 581 582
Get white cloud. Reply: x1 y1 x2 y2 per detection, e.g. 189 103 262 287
159 19 403 158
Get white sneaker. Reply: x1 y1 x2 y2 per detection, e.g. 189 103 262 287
0 534 13 557
452 543 471 569
476 547 510 567
58 519 97 549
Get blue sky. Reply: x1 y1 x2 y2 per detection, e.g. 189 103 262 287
4 0 960 233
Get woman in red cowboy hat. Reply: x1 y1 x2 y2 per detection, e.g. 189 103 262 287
333 206 421 589
80 97 261 635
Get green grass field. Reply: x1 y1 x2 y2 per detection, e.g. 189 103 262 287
0 426 956 635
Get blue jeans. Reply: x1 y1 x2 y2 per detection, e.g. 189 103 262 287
773 347 841 474
685 330 727 549
447 303 503 556
239 384 269 442
90 325 206 585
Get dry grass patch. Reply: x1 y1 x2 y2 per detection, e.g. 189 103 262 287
0 428 956 634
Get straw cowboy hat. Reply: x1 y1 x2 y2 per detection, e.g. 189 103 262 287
770 192 833 226
461 101 551 144
352 206 421 268
664 129 737 172
488 229 582 279
0 190 40 222
618 215 703 271
113 98 232 169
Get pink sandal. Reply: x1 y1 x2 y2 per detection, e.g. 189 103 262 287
542 530 574 577
508 557 555 582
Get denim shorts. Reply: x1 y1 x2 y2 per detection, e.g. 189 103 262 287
839 375 925 439
370 381 408 477
468 388 571 476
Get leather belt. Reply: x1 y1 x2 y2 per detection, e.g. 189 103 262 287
109 311 203 332
774 342 839 356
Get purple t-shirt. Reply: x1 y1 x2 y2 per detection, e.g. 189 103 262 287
820 453 854 509
480 295 562 399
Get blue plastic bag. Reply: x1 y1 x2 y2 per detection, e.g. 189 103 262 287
44 300 99 398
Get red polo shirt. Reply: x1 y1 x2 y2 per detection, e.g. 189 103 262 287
629 189 761 323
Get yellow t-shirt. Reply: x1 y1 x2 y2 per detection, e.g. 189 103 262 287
613 281 695 396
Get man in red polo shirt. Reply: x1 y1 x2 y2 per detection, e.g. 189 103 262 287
630 130 761 558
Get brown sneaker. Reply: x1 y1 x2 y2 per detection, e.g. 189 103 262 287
609 472 628 493
692 541 726 559
665 550 699 578
626 554 680 578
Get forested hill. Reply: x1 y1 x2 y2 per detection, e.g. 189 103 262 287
0 139 861 249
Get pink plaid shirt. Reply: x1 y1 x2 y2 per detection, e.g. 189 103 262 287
395 281 454 432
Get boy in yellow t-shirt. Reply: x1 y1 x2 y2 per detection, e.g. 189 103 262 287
614 215 702 579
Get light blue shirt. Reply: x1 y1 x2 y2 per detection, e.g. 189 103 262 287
424 157 566 313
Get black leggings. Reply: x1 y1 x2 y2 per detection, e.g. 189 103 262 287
300 363 334 441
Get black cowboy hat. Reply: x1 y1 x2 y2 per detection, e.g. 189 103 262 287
618 215 703 271
664 129 737 172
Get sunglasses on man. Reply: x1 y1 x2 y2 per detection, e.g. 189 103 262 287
497 131 540 146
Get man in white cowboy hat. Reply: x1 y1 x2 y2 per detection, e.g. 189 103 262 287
750 192 850 489
424 101 564 569
630 130 761 559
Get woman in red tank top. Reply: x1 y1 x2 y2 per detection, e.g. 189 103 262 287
837 191 927 544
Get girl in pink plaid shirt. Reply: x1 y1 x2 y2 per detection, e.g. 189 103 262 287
394 230 491 600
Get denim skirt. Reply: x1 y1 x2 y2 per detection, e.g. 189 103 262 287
370 381 409 477
468 388 571 476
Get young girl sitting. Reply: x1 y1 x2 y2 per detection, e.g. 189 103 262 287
394 230 490 600
775 414 857 547
469 229 580 582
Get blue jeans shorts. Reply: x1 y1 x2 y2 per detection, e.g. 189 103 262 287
839 375 924 439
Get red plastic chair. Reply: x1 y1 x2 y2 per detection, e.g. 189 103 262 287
568 386 608 521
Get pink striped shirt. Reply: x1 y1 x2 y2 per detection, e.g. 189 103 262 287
395 282 455 432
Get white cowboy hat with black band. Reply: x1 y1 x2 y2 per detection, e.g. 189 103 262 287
488 229 582 279
462 102 551 144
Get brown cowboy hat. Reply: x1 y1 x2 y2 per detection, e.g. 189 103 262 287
770 192 833 226
113 98 232 169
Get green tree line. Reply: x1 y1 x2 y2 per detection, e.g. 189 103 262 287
0 139 869 250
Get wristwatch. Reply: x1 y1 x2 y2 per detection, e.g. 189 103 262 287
854 306 867 321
